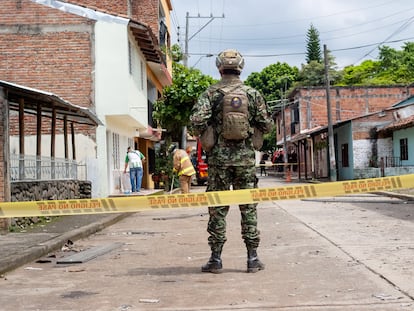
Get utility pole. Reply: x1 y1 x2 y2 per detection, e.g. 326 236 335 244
281 88 287 167
324 44 337 181
183 12 224 67
181 12 224 148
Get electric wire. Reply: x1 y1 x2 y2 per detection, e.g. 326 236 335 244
353 15 414 64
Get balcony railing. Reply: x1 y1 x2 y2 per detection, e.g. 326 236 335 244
10 154 87 181
385 156 402 167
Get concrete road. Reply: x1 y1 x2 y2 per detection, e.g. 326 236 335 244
1 177 413 310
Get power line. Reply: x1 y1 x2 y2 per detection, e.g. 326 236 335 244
189 12 414 44
187 36 414 59
354 15 414 64
210 0 397 28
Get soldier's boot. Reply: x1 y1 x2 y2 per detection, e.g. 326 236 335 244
247 249 265 273
201 252 222 274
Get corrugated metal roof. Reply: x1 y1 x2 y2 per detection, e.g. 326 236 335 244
379 115 414 133
392 95 414 108
0 80 102 126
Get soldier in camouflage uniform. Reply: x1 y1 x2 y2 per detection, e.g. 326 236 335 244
190 49 273 273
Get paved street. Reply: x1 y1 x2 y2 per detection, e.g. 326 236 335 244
1 176 413 310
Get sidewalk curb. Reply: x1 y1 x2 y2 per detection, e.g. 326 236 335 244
0 213 131 275
373 191 414 201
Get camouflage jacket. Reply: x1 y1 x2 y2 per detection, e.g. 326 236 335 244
190 75 273 167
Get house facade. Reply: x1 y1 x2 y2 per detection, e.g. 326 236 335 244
0 0 173 197
275 85 414 180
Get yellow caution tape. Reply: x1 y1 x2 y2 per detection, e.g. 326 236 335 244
0 174 413 218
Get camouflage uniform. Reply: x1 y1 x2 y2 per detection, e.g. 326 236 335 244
191 75 273 255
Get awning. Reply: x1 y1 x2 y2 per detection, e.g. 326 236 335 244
0 80 102 126
129 21 163 64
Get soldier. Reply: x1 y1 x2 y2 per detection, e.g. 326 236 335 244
190 49 274 273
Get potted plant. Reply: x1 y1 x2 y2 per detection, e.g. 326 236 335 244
152 143 174 190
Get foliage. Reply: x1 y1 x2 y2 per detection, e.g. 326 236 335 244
153 62 215 143
305 24 322 64
245 62 299 152
337 42 414 85
299 25 342 87
297 60 325 86
338 60 380 85
245 62 299 102
152 140 181 191
170 43 183 62
296 50 342 87
153 141 172 176
261 125 277 153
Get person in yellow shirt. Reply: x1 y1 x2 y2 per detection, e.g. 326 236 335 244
168 144 196 193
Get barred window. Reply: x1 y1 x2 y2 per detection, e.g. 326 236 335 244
400 138 408 161
341 143 349 167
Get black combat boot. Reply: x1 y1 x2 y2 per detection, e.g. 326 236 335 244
247 249 265 273
201 252 222 273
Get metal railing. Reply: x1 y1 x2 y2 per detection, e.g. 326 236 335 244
385 156 402 168
10 154 87 181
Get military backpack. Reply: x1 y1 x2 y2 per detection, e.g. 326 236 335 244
220 83 251 141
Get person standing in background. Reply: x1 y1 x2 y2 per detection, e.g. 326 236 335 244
124 146 145 193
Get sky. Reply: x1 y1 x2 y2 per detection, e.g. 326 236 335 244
169 0 414 80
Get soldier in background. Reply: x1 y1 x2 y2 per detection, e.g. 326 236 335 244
190 49 273 273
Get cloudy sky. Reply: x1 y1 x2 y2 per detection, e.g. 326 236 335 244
169 0 414 79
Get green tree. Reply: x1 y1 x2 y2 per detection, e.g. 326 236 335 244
297 49 342 87
245 62 299 102
152 62 214 144
338 59 381 85
306 24 322 64
337 43 414 85
170 43 183 62
378 43 414 83
245 62 298 152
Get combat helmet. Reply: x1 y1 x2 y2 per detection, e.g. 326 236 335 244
216 49 244 73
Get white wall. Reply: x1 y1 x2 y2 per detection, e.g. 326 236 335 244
94 21 148 127
93 20 150 197
9 134 96 160
353 140 373 169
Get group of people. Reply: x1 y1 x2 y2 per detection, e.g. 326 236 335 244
124 49 274 274
123 145 197 194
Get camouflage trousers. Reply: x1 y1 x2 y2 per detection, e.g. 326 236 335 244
206 165 260 253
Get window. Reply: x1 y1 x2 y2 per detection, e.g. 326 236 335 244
128 41 132 74
341 143 349 167
112 133 120 169
400 138 408 160
291 105 299 124
140 60 144 91
128 40 144 91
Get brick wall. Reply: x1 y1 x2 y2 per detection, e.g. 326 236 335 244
132 0 159 34
286 85 414 139
0 0 94 108
0 0 162 109
65 0 128 16
0 0 98 140
58 0 160 34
